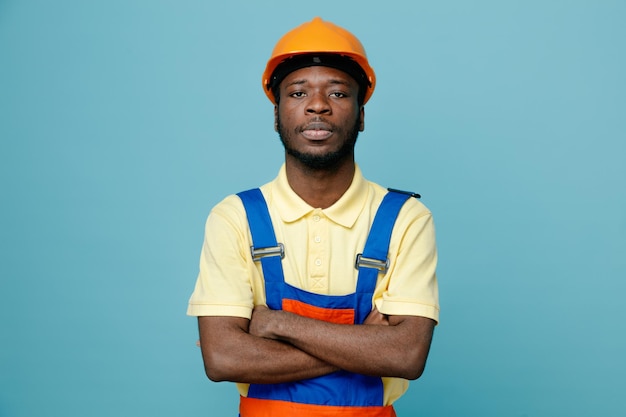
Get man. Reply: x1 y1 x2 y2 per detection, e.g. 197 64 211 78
187 17 439 417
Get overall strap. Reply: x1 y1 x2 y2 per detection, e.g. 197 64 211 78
355 191 412 324
237 188 284 310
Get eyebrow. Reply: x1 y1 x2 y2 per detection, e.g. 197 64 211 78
285 78 352 87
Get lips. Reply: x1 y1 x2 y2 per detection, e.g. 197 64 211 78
301 121 333 140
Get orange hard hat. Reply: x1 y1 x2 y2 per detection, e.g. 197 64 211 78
262 17 376 105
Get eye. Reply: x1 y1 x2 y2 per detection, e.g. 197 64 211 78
330 91 348 98
289 91 306 98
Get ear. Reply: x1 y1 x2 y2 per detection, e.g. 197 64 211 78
274 105 279 132
358 106 365 132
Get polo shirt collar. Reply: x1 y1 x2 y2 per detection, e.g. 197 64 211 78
272 164 369 228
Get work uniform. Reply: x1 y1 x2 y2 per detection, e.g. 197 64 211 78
187 164 439 413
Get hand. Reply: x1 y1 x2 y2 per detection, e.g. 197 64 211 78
249 305 279 339
363 307 390 326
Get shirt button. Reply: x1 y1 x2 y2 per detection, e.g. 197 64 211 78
314 236 321 243
315 259 322 266
313 215 320 222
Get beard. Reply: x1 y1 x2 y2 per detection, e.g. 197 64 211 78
277 114 361 170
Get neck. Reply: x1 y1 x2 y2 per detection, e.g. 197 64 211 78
285 157 355 209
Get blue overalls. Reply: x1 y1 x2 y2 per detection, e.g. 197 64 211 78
236 188 415 417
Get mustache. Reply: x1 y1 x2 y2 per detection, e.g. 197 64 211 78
298 117 335 132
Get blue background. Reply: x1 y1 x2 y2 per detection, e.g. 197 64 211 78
1 1 625 416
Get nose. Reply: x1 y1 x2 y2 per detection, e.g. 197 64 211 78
306 91 331 115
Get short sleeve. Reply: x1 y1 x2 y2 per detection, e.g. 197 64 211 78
186 195 256 318
375 200 439 323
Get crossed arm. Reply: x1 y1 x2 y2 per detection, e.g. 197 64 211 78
197 307 435 384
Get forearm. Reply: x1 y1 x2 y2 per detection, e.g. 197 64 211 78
198 316 337 384
253 309 434 380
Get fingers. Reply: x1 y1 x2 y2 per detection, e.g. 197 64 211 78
363 307 389 326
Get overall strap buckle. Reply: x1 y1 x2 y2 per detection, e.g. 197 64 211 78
354 253 389 274
251 243 285 261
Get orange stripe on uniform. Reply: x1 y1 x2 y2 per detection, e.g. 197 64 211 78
240 396 396 417
282 299 355 324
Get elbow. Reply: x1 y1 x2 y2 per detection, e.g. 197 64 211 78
202 350 239 382
204 364 227 382
203 360 226 382
396 324 435 380
400 361 426 381
393 348 429 380
197 316 252 382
